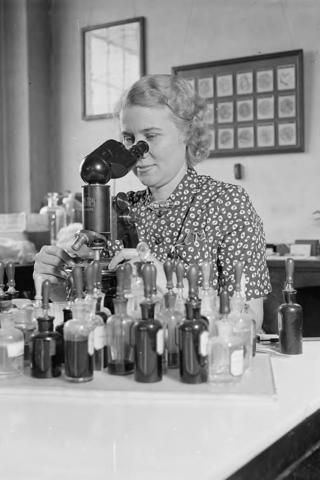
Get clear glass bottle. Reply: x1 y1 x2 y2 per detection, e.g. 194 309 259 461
208 290 245 383
0 313 24 378
64 305 94 383
40 192 66 245
106 265 134 375
6 261 19 299
133 263 163 383
278 257 303 355
174 260 186 316
13 308 37 366
30 280 63 379
200 261 218 334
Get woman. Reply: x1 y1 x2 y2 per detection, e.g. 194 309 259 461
34 74 271 330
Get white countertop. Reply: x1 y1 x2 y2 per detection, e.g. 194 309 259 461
0 341 319 480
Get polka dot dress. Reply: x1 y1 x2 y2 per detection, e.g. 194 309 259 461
124 168 271 300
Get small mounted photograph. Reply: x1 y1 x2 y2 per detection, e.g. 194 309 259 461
236 72 253 95
278 95 296 118
237 99 253 122
237 126 254 149
209 128 215 151
217 101 233 123
257 124 275 147
198 77 214 98
216 74 233 97
278 122 296 146
205 102 215 124
257 96 274 120
256 69 274 93
218 128 234 149
277 65 295 90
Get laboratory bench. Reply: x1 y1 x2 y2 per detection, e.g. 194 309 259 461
1 340 320 480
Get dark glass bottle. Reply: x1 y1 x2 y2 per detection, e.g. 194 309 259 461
278 258 303 355
55 307 73 363
178 265 209 384
133 263 163 383
30 280 62 378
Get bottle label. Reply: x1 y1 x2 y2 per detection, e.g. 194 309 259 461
94 326 105 350
156 329 164 355
88 332 94 356
199 331 208 357
230 348 244 376
7 341 24 358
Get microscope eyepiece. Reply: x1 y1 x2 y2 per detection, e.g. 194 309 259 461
80 139 149 185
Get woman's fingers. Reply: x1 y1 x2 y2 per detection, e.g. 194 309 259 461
108 249 139 270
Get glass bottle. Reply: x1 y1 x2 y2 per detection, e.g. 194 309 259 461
64 304 94 383
174 260 186 316
200 261 218 334
230 260 254 369
30 280 63 378
278 257 303 355
13 307 37 366
159 259 183 369
130 261 144 320
133 263 163 383
106 264 134 375
6 261 19 299
0 313 24 378
39 192 67 246
0 261 5 297
123 262 135 317
178 265 209 384
208 290 245 383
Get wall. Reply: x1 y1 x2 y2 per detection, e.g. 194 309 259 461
49 0 320 244
2 0 319 245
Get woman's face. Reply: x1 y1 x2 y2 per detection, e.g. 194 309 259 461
119 105 187 190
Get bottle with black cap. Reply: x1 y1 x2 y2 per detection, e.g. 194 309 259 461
178 265 209 384
278 257 303 355
30 279 62 378
133 262 163 383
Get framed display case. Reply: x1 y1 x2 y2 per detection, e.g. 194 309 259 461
82 17 146 120
172 49 304 157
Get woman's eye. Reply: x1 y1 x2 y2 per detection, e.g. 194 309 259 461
122 136 134 146
145 134 157 141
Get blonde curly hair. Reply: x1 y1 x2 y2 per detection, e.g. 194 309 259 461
115 74 212 166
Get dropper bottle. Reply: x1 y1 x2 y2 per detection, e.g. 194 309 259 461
105 264 135 375
6 261 18 299
178 265 208 384
174 260 186 316
200 261 218 334
159 258 183 369
133 262 163 383
278 258 303 355
30 279 62 378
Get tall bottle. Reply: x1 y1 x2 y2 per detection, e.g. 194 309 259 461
159 259 183 369
133 263 163 383
30 280 62 378
200 261 218 334
0 313 24 378
0 261 12 312
230 260 255 369
208 290 245 383
174 260 186 316
39 192 66 246
6 261 19 299
278 258 303 355
106 264 135 375
178 265 208 384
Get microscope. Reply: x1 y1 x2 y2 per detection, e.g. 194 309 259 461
71 139 149 310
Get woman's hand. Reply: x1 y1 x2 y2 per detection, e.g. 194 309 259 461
108 248 166 293
33 245 74 285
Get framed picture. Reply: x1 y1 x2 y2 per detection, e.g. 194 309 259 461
82 17 146 120
172 49 304 157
